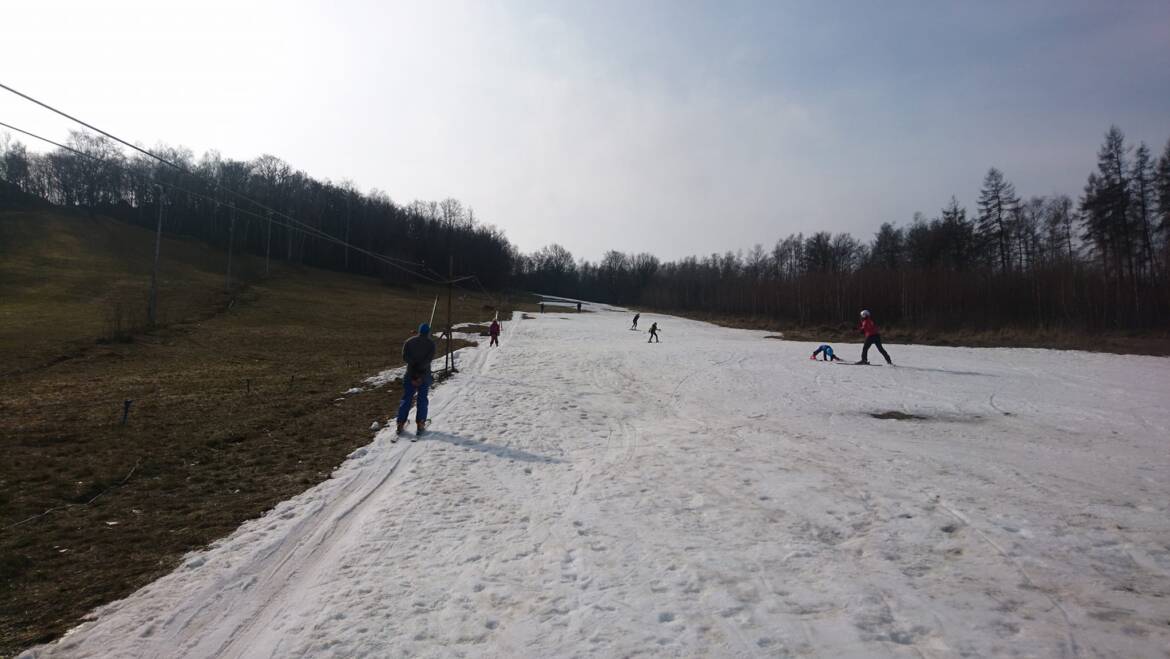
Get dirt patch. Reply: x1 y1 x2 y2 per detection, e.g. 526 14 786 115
870 411 927 421
868 410 987 423
456 324 492 335
0 212 532 656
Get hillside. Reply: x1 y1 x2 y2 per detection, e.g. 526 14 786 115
0 208 248 375
0 208 528 656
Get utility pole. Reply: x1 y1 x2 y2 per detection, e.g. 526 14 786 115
286 207 293 261
344 193 351 270
265 209 272 277
148 184 165 326
226 202 236 292
445 254 454 374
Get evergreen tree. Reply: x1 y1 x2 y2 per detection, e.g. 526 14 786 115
869 222 904 269
1080 172 1109 270
976 168 1020 272
1044 195 1076 262
904 212 936 269
1131 142 1158 277
1155 139 1170 251
1086 126 1133 283
939 197 977 271
803 232 835 272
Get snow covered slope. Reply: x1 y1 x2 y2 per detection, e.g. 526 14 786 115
23 308 1170 658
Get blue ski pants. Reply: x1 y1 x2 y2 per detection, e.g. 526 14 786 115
397 374 431 423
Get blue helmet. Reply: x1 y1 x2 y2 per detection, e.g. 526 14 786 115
418 323 431 335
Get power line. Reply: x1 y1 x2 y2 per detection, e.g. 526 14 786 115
0 81 187 172
0 81 432 274
0 118 394 274
0 119 93 159
0 117 442 283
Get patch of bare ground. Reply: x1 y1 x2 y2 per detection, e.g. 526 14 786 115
0 209 536 656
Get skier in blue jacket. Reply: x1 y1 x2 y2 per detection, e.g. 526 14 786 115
810 344 842 362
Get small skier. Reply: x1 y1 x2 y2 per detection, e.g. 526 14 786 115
396 322 435 439
489 319 500 347
810 344 842 362
576 301 582 312
540 302 545 313
631 313 640 330
857 310 893 365
647 322 660 343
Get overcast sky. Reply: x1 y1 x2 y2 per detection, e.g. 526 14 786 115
3 0 1168 261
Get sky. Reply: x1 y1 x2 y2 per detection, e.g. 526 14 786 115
2 0 1168 261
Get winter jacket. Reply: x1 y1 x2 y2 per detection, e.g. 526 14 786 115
489 321 500 337
402 334 436 380
860 317 879 337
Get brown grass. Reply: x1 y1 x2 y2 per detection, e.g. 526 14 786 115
0 209 534 656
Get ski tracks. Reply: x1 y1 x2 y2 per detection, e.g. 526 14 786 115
24 309 1170 658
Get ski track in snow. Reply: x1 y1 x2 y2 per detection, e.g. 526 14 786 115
21 307 1170 658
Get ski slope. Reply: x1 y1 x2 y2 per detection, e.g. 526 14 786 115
23 307 1170 658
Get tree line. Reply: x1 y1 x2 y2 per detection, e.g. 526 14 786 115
2 125 1168 332
0 132 512 289
513 126 1170 332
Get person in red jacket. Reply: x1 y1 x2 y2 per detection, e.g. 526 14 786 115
858 309 893 365
489 319 501 347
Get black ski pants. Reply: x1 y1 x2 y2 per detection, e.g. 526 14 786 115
862 334 891 364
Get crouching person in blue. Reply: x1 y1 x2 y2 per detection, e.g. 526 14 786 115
810 344 842 362
396 323 436 437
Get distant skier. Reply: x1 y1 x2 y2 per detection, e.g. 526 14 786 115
396 323 435 438
576 301 582 312
631 313 640 330
857 310 893 365
489 319 500 347
647 322 660 343
540 302 546 313
810 344 842 362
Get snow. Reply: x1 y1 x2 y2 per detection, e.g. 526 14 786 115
22 307 1170 658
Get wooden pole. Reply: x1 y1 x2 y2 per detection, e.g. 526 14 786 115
265 210 272 277
148 184 164 326
446 254 454 374
226 202 236 292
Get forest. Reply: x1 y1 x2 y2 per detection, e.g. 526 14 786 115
0 131 513 290
3 125 1168 332
515 127 1170 331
